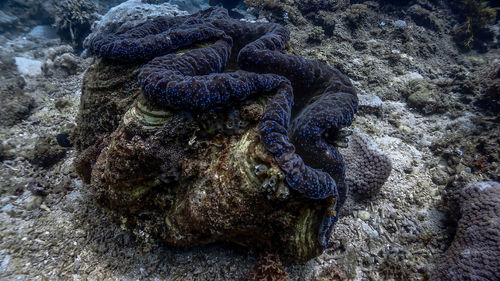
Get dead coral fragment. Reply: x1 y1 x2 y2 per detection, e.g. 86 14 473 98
250 253 290 281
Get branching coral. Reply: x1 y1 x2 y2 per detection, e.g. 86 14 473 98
454 0 498 51
54 0 99 50
87 7 357 247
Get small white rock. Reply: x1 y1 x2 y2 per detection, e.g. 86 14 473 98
14 57 42 76
393 20 407 28
27 25 58 39
398 125 412 134
358 210 371 221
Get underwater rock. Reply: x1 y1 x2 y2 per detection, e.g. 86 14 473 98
245 0 352 26
430 118 499 190
430 181 500 281
344 4 369 30
356 93 384 116
169 0 209 13
408 4 441 31
0 143 11 162
0 10 18 33
462 61 500 114
14 57 42 76
42 45 82 77
56 133 73 148
307 26 325 43
27 25 59 40
402 80 451 114
250 253 290 281
0 52 35 126
0 0 54 35
83 0 187 50
73 6 391 263
29 135 68 168
243 0 306 25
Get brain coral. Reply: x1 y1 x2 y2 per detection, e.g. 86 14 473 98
431 181 500 281
86 7 358 248
340 129 392 198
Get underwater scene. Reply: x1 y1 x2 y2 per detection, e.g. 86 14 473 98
0 0 499 280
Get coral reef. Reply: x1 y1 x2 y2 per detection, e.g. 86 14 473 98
340 130 392 198
461 61 500 114
244 0 347 25
0 0 54 35
430 181 500 280
168 0 209 14
344 4 369 30
401 79 452 114
0 143 12 162
42 45 82 77
1 0 498 279
452 0 498 51
243 0 306 25
75 5 375 262
53 0 99 51
430 117 500 190
407 4 441 31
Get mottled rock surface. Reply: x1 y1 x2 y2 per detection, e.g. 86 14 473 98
0 10 18 33
83 0 187 49
0 51 35 126
29 135 68 168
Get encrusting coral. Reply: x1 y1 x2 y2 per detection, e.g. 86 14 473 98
430 181 500 281
86 6 358 248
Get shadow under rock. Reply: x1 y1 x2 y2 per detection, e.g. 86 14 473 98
75 193 256 279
